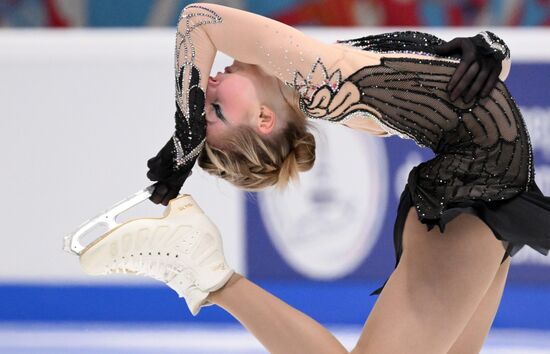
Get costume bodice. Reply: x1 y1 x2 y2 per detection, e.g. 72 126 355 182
322 32 533 217
170 4 533 215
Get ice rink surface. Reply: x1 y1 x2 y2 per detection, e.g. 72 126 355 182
0 323 549 353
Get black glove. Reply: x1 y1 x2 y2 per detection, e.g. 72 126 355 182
146 138 192 206
147 64 207 206
434 31 510 103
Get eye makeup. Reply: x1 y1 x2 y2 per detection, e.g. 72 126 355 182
212 103 228 123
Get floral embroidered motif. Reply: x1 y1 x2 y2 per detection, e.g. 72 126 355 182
292 58 343 100
291 57 379 124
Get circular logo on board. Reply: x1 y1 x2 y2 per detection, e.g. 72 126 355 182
258 121 389 280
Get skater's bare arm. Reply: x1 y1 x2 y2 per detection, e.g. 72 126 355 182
175 3 362 94
146 3 373 205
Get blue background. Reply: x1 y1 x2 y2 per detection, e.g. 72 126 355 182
2 63 550 328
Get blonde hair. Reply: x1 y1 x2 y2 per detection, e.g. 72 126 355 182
198 107 316 191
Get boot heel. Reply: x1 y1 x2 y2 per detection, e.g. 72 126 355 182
164 194 204 217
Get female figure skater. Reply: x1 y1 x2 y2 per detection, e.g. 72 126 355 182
112 3 550 353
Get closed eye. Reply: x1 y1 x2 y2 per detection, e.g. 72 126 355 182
212 103 227 123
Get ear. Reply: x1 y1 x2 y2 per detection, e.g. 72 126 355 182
257 105 277 135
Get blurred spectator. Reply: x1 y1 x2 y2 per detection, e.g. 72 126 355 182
0 0 549 27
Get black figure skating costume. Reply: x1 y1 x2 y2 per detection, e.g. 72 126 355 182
146 4 550 295
330 32 550 294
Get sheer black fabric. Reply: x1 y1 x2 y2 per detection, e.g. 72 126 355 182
332 33 550 295
157 4 550 291
299 53 536 231
348 57 534 216
337 31 453 58
369 175 550 295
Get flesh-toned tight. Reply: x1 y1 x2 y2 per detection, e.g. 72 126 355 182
208 207 509 354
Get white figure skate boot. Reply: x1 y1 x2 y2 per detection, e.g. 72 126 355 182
77 194 234 315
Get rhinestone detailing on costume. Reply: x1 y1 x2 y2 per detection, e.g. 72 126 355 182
169 5 220 171
337 31 460 60
291 57 406 139
293 57 343 100
175 4 221 117
300 31 534 221
477 31 510 61
367 58 533 219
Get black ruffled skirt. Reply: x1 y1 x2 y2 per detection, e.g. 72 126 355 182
370 165 550 296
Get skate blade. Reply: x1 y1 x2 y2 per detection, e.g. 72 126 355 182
63 185 157 256
77 193 202 276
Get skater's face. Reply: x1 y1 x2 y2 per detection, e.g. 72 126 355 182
205 60 280 147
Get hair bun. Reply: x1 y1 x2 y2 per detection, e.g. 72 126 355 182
199 109 316 191
293 131 316 172
277 130 316 186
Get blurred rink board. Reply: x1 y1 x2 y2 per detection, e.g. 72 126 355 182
1 27 550 327
0 324 548 354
